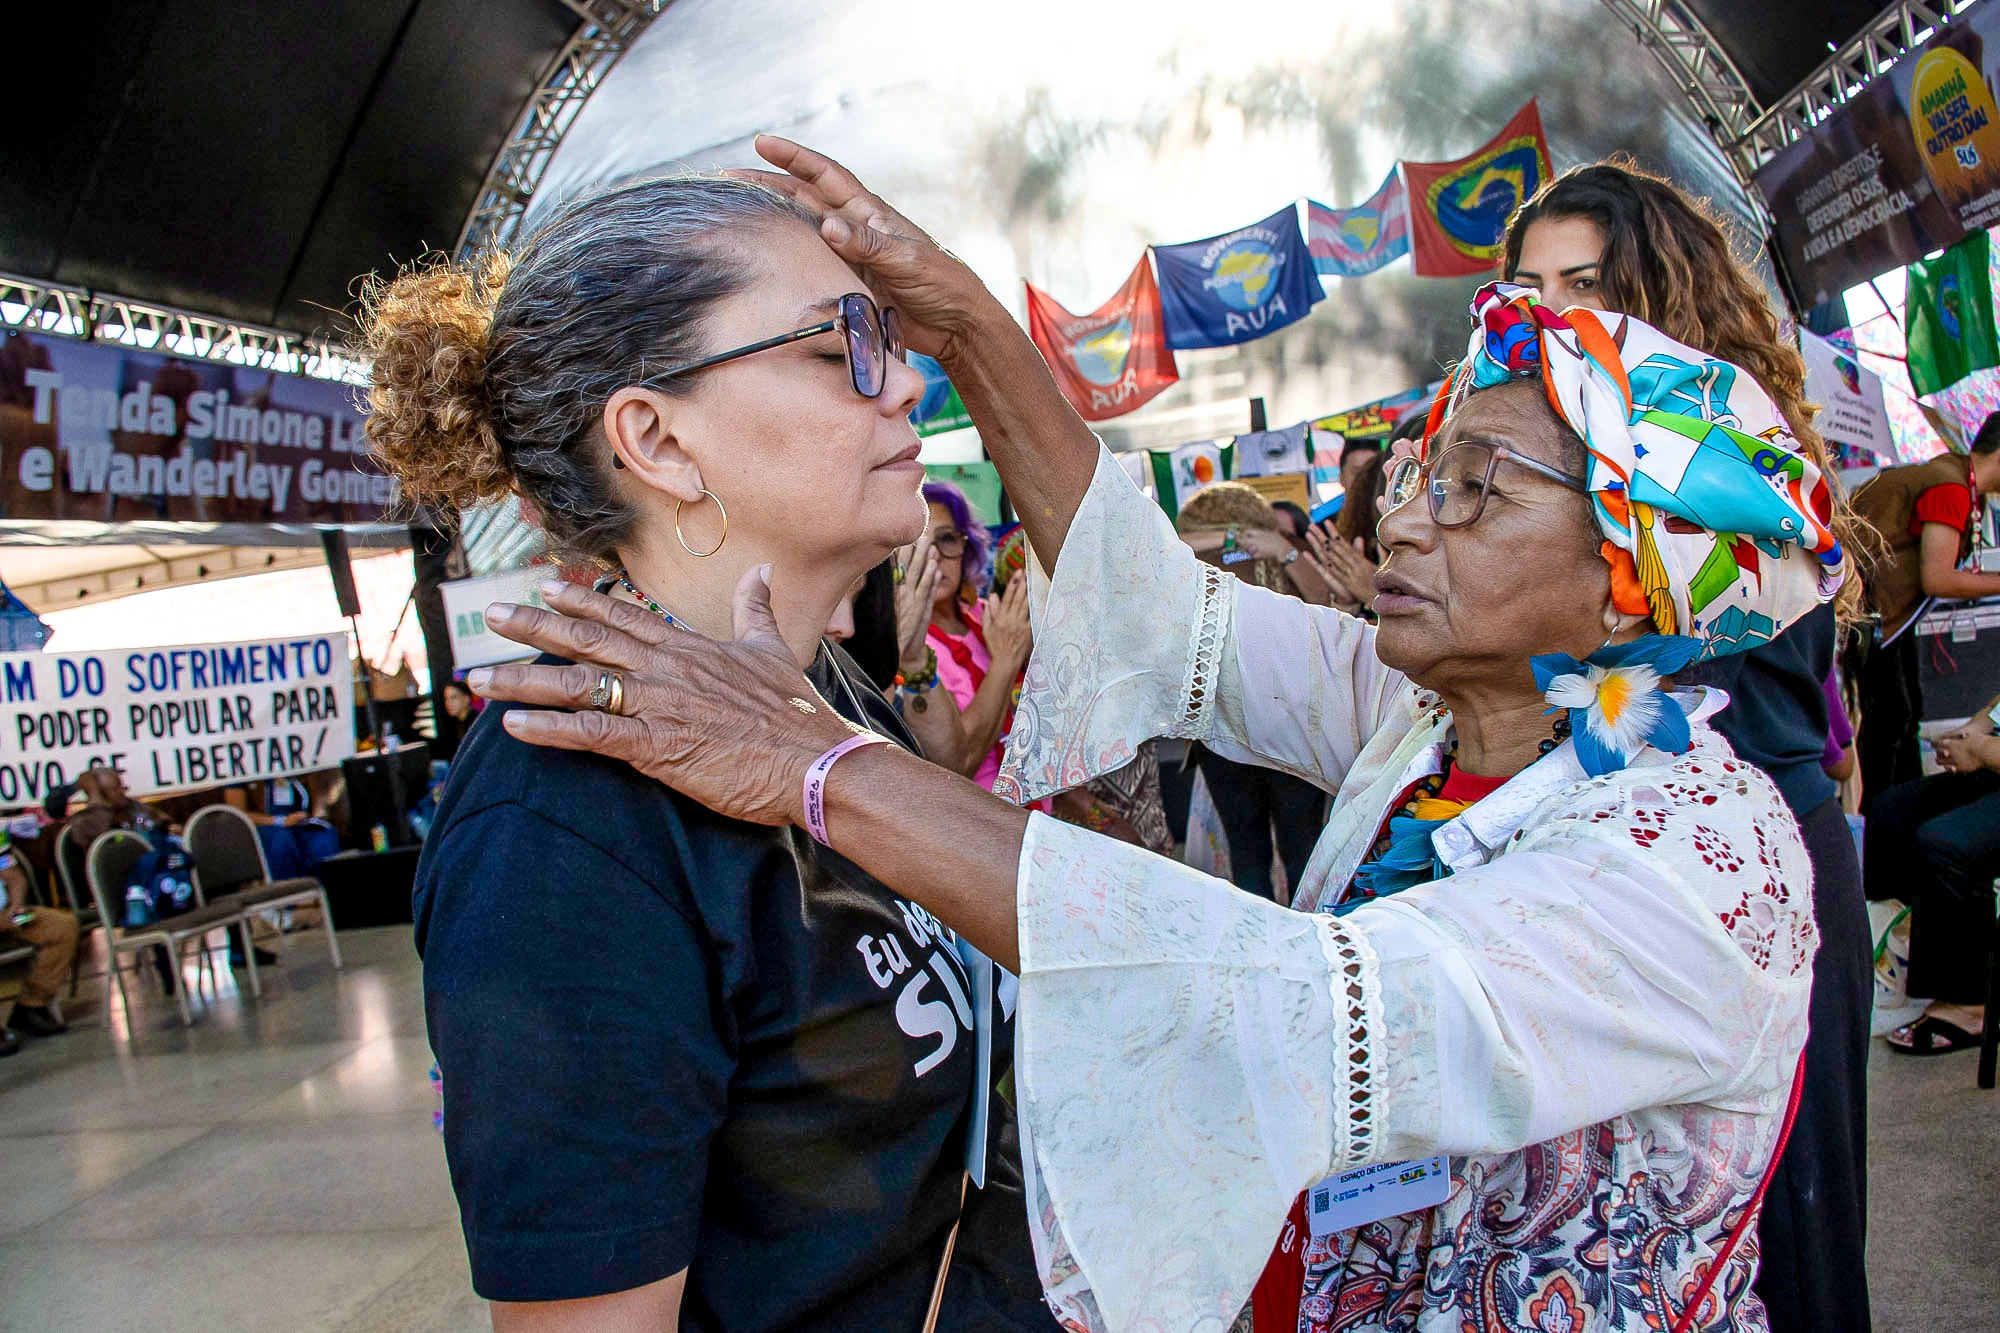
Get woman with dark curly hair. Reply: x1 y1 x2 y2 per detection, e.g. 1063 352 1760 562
1506 160 1874 1333
361 176 1055 1332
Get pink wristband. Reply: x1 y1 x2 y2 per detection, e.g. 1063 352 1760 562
803 732 893 846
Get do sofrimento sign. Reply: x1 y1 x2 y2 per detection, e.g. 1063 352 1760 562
0 634 356 807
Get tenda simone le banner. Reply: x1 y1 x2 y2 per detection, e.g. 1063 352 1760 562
0 328 397 525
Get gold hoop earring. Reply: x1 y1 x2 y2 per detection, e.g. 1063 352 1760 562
675 488 727 558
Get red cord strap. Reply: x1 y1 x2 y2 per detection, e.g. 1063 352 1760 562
1668 1053 1807 1333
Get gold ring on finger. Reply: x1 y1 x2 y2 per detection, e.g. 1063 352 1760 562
607 672 625 716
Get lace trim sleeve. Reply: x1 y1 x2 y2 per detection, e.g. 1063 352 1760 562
996 447 1235 804
1015 812 1354 1332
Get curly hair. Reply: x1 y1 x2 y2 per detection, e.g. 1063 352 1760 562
1175 481 1290 589
357 175 820 558
1503 159 1880 621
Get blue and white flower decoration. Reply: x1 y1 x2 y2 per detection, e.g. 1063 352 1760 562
1530 634 1704 777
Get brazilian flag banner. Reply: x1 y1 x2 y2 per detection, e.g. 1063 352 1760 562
1905 229 2000 397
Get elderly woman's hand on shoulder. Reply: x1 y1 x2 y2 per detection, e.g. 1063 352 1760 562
469 570 856 829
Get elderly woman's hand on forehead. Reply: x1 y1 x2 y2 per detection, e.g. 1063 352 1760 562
466 571 859 829
734 137 1007 361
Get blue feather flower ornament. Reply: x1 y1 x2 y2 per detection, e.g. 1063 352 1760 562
1529 634 1704 777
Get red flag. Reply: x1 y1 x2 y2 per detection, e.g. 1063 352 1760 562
1403 100 1554 278
1025 257 1179 421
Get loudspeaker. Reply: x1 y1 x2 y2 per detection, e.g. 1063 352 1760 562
320 529 361 618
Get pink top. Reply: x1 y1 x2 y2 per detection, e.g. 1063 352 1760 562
927 600 1007 791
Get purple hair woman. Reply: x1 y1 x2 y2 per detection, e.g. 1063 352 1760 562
921 481 989 597
920 481 1031 790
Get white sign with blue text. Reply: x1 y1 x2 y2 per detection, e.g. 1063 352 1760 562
0 634 355 807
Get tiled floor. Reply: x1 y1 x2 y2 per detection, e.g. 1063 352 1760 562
0 925 484 1333
0 923 1993 1331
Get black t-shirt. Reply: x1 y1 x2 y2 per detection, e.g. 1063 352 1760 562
1679 601 1837 816
415 643 1053 1331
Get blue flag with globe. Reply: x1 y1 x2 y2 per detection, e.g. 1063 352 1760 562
1151 205 1324 349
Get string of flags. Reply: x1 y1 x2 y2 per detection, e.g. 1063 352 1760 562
1145 382 1440 516
1007 99 1553 425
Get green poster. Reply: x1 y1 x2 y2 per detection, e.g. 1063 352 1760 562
923 462 1004 526
1905 229 2000 397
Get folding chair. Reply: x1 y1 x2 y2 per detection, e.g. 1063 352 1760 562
51 823 105 999
185 806 343 998
84 830 249 1030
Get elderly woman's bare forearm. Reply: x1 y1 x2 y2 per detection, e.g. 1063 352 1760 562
816 741 1028 971
938 313 1101 573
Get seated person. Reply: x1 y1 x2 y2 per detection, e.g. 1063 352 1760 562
65 764 175 845
222 778 342 880
0 830 76 1043
1867 688 2000 1053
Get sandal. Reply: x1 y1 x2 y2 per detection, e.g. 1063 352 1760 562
1887 1013 1983 1055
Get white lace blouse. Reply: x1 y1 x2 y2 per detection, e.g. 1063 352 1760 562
995 447 1816 1333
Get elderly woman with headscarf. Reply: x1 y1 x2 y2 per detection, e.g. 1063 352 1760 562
462 142 1841 1333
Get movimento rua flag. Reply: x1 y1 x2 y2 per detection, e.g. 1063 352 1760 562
1404 99 1554 277
1904 228 2000 397
1151 205 1323 348
1307 168 1411 277
1024 256 1179 421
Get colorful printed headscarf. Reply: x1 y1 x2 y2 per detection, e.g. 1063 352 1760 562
1433 282 1844 663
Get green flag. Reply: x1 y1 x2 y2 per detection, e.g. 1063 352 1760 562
1148 440 1235 516
1905 230 2000 398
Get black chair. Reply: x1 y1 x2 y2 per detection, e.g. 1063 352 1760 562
184 806 343 993
84 830 248 1031
51 823 104 998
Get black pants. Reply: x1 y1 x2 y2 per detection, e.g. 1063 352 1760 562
1192 747 1324 903
1855 629 1922 816
1753 797 1873 1333
1863 769 2000 1004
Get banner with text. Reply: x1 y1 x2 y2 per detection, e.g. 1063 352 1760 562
0 329 397 525
1800 330 1895 460
1153 205 1323 348
0 634 355 807
1754 2 2000 307
1025 256 1180 420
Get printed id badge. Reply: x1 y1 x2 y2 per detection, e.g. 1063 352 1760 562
954 935 994 1187
1306 1157 1451 1238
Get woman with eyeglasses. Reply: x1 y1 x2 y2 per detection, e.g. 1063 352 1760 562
362 176 1057 1331
463 141 1842 1333
915 480 1035 789
1506 163 1875 1333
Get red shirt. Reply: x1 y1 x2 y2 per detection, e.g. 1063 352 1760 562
1909 464 1976 537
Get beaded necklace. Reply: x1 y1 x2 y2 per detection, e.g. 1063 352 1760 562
613 569 691 632
1342 712 1572 910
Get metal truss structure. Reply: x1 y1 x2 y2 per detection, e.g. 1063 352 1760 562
1733 0 1970 174
454 0 672 259
1605 0 1980 183
0 270 367 384
1599 0 1766 186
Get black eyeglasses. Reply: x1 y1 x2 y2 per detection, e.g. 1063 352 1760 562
930 530 966 557
638 291 906 397
1385 441 1588 529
